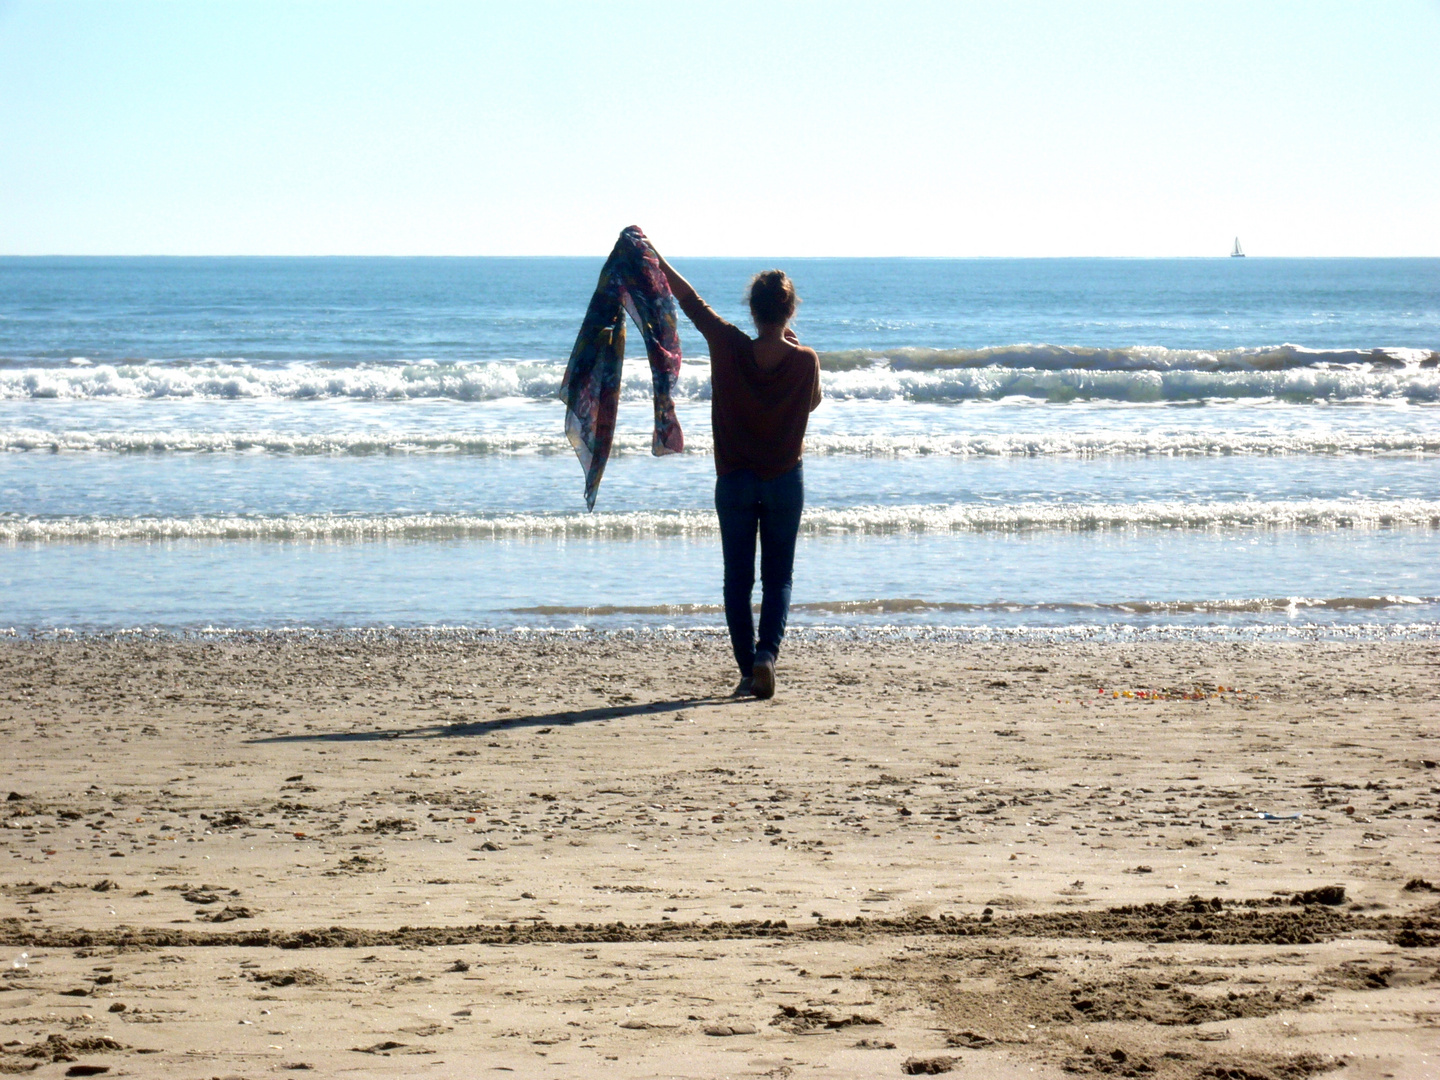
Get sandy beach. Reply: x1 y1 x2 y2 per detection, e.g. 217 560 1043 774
1 633 1437 1078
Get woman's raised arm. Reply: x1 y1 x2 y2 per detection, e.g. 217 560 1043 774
654 249 700 308
653 246 730 343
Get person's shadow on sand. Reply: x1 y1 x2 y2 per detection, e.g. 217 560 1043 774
247 695 740 744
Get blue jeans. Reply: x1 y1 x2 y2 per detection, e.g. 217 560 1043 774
714 463 804 677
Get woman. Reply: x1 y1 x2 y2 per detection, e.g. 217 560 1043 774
654 251 822 700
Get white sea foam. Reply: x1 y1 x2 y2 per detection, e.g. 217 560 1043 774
817 344 1439 372
1 428 1437 457
818 365 1440 403
0 429 587 455
3 498 1435 543
2 347 1437 403
0 359 575 402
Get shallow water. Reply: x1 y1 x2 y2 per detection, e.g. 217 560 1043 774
1 257 1436 634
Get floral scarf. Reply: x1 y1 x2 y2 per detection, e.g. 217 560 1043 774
559 226 684 509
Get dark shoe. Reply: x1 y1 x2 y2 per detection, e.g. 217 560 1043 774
752 652 775 700
731 676 754 697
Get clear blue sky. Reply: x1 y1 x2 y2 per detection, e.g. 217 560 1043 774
2 0 1437 256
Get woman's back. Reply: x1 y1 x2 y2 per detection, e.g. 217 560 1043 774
675 292 820 479
752 336 801 374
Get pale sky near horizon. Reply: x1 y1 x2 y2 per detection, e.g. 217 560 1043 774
2 0 1438 257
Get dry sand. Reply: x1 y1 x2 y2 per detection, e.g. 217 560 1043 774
0 632 1437 1079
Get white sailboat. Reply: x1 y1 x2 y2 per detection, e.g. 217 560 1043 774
1230 237 1245 258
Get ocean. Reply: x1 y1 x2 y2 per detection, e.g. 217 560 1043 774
1 255 1437 637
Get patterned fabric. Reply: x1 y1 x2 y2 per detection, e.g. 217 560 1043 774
559 226 684 509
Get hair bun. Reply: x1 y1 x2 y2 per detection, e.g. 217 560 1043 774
748 270 799 329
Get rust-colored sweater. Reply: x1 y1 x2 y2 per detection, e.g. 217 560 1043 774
679 294 821 479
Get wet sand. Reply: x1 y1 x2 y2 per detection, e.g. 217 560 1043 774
1 633 1437 1078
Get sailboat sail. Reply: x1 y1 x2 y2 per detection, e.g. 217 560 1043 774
1231 237 1245 258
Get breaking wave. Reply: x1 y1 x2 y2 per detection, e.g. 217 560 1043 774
816 344 1439 372
0 358 582 403
817 364 1440 403
4 498 1436 543
3 344 1437 403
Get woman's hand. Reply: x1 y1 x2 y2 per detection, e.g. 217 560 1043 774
783 327 800 346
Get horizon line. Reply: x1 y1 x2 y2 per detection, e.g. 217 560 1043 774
3 253 1437 260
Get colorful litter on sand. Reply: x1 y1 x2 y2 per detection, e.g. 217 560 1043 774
1093 685 1259 702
